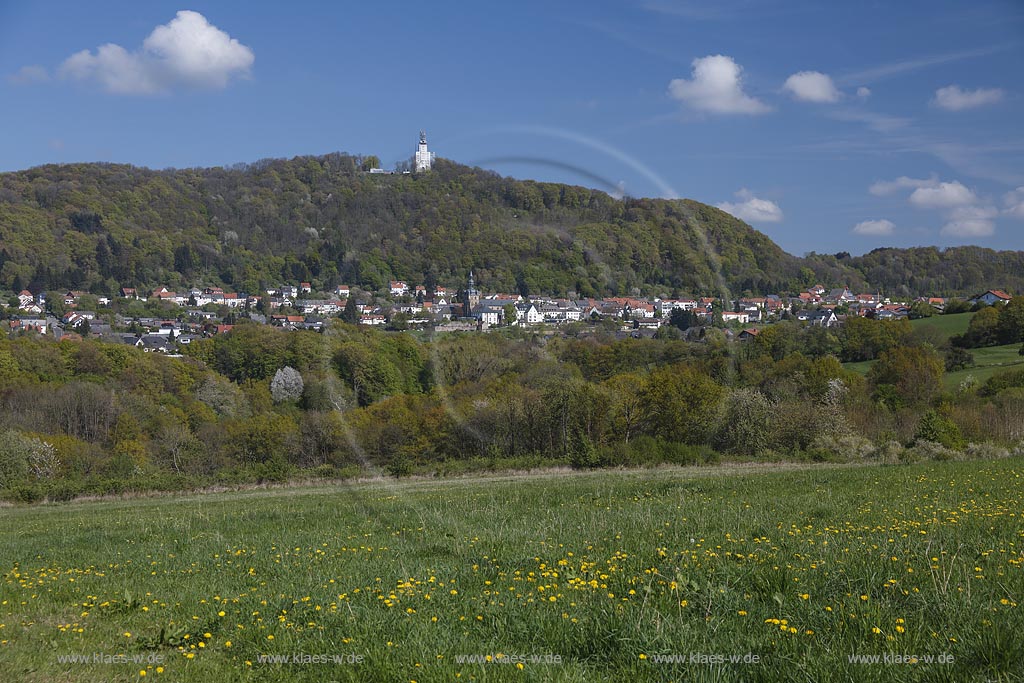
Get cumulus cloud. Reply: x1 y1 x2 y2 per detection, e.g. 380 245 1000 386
868 175 937 196
856 86 871 99
717 189 783 223
58 10 253 95
908 180 977 209
1004 187 1024 219
941 205 998 237
668 55 770 114
852 219 895 236
932 85 1004 111
783 71 840 103
870 174 998 238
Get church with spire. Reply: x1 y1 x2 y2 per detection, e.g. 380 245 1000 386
462 269 480 317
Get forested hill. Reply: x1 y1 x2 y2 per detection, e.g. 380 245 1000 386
0 154 1020 298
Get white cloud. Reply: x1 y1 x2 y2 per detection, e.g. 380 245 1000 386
941 205 997 237
7 65 49 84
870 175 998 238
932 85 1004 111
856 86 871 99
868 175 937 196
58 11 253 95
852 219 895 236
1004 187 1024 219
717 188 783 223
783 71 840 103
668 55 770 115
908 180 976 208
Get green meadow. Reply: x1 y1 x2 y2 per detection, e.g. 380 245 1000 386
843 312 1024 389
2 460 1022 682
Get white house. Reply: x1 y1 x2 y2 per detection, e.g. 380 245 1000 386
722 311 750 324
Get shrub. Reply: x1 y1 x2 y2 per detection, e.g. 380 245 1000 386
905 440 956 462
980 367 1024 397
714 388 774 456
914 410 965 450
0 431 32 487
963 442 1010 460
872 441 906 465
808 433 875 461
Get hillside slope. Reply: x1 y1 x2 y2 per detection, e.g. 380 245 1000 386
0 155 1018 297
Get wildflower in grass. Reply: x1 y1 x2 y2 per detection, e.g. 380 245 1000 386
872 627 881 634
860 595 869 601
224 641 232 647
638 654 647 660
139 670 146 677
155 667 163 674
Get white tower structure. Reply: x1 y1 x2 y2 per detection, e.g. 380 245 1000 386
414 130 434 172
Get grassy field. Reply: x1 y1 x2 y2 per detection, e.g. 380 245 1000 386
909 312 973 338
945 344 1024 389
2 461 1023 682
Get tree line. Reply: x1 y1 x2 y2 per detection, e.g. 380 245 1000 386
1 314 1022 502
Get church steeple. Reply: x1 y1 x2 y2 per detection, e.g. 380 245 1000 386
463 269 480 316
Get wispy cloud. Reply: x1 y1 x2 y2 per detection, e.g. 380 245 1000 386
828 108 911 133
869 175 938 196
7 64 49 84
837 44 1012 85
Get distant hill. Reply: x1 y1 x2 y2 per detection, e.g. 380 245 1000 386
0 155 1019 298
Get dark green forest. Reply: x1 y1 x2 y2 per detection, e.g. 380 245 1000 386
1 154 1021 298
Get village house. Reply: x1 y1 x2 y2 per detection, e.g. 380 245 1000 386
737 328 760 341
389 281 409 297
722 311 750 324
796 309 839 327
972 290 1012 305
8 318 47 335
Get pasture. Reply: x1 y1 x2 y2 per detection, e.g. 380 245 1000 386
1 460 1022 682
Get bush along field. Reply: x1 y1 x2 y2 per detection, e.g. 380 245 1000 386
1 460 1022 682
2 302 1024 503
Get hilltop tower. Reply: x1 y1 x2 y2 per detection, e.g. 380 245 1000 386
415 130 434 172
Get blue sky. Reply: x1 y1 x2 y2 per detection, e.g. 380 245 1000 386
1 0 1022 255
